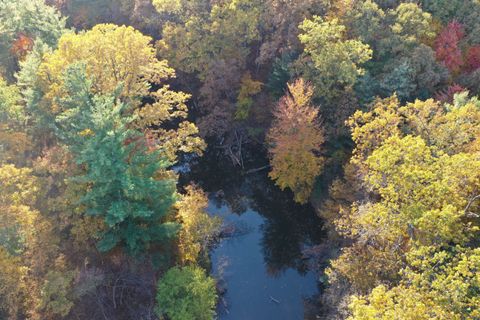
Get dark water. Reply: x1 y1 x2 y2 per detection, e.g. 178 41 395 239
179 153 325 320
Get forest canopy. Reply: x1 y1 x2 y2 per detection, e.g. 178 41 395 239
0 0 479 319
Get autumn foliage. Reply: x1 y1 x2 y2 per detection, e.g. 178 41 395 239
3 0 480 319
466 45 480 72
434 20 464 73
10 33 33 59
267 79 324 204
434 83 466 103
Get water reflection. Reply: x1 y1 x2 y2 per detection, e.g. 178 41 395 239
180 153 325 319
249 176 324 276
208 200 321 319
182 158 325 274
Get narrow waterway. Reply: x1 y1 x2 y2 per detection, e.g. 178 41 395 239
180 153 326 319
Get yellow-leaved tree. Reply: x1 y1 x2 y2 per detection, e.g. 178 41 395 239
325 92 480 318
35 23 204 162
0 164 76 319
175 185 221 264
349 246 480 319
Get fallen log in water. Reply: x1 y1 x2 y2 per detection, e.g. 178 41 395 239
270 296 280 304
244 164 271 175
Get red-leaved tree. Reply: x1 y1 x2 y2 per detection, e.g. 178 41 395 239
434 84 466 103
465 45 480 72
435 21 465 73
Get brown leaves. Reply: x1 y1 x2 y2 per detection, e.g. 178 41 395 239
10 33 34 60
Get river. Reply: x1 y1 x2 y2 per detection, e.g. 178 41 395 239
179 152 326 320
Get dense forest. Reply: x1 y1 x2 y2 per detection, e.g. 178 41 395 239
0 0 479 319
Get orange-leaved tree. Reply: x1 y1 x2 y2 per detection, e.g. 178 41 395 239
267 78 324 204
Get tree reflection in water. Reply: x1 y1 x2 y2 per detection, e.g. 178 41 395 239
180 150 325 277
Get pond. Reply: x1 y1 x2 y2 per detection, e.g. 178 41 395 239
179 152 326 320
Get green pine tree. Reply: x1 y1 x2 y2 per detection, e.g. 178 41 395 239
55 64 179 256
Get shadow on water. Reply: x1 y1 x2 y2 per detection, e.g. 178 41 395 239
179 151 326 320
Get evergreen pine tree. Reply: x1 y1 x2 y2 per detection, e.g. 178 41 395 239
55 64 179 256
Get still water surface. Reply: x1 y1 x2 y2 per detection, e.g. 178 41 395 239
181 155 325 319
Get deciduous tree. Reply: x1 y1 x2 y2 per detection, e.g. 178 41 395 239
157 0 262 140
0 0 66 78
326 89 480 300
349 246 480 319
175 185 221 264
35 23 204 162
296 16 372 99
0 164 69 319
434 21 465 73
267 79 325 203
0 77 31 164
155 265 217 320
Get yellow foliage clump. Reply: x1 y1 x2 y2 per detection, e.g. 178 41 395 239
0 164 77 319
36 23 205 162
175 185 221 264
349 246 480 319
38 24 174 108
328 93 480 305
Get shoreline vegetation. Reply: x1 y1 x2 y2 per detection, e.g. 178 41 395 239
0 0 479 319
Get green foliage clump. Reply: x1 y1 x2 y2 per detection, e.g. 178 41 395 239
0 0 66 77
55 64 179 256
0 77 23 123
296 16 372 100
155 265 217 320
